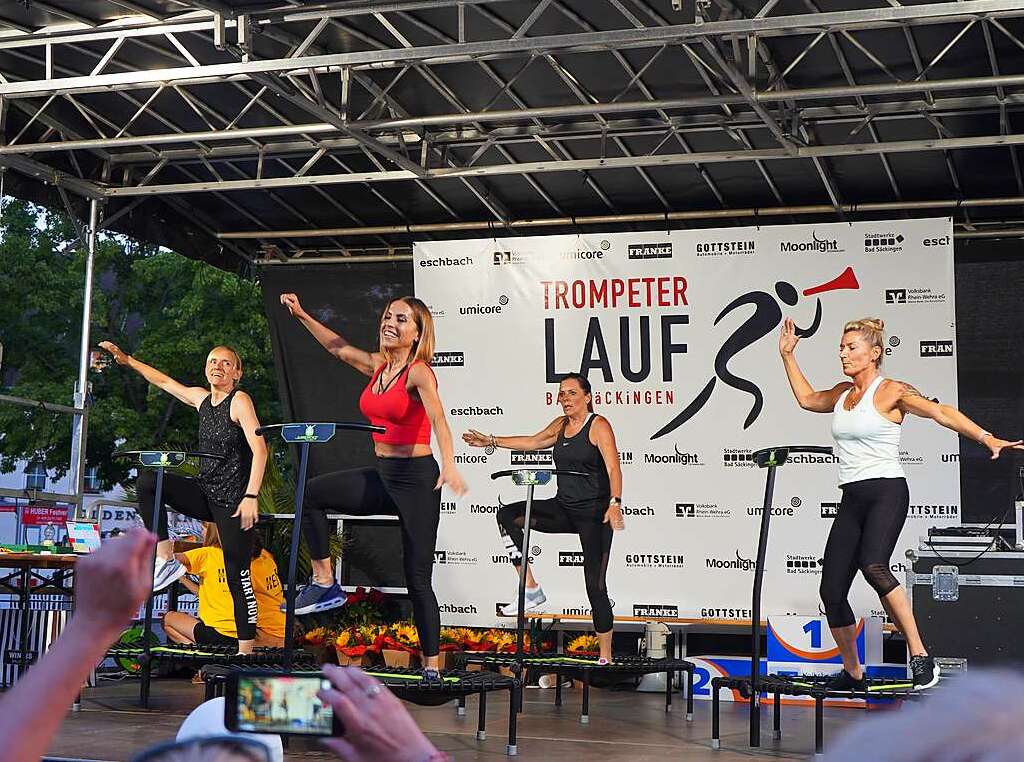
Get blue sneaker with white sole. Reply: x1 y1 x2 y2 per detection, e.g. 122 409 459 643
283 580 348 615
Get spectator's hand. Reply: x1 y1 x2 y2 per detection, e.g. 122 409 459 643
74 528 156 640
318 665 441 762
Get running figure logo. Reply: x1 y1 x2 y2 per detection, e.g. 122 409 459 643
651 267 859 439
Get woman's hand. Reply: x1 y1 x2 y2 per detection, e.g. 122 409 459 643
779 317 800 356
98 341 131 366
982 434 1024 460
462 429 491 448
232 496 259 531
279 292 307 320
436 462 468 496
603 502 625 531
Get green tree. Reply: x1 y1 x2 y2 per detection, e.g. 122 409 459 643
0 199 279 488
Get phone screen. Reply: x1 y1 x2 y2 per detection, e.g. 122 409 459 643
232 674 335 735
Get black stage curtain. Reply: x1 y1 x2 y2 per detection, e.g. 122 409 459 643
260 261 413 587
954 239 1024 524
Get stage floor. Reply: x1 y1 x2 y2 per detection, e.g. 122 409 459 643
45 678 870 760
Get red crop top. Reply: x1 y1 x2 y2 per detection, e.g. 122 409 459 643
359 360 433 446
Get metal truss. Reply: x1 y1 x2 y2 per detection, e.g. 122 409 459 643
1 0 1024 252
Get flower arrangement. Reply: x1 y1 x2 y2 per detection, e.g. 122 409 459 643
303 626 332 647
379 621 420 653
335 624 386 658
566 634 600 656
438 627 464 652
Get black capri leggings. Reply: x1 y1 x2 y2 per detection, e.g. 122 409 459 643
820 477 909 628
136 470 257 641
301 456 442 657
497 496 614 633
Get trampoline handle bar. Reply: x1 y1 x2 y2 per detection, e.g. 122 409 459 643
753 445 833 457
255 422 385 436
489 469 590 480
112 450 226 461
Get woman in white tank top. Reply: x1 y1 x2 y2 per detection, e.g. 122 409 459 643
780 317 1021 692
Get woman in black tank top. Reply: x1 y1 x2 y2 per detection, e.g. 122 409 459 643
99 342 268 653
463 373 624 663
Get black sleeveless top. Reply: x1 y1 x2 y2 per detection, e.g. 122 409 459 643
197 388 251 506
553 414 611 510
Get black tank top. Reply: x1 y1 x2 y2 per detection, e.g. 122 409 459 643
553 414 611 509
197 388 251 506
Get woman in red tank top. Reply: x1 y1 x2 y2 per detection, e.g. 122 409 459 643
279 292 466 680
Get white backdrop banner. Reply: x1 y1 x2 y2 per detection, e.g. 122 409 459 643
414 218 959 628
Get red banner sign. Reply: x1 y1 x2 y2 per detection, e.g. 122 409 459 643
21 504 69 526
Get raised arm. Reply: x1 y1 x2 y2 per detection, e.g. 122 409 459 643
891 381 1024 458
778 319 851 413
98 341 207 408
409 363 468 496
279 293 379 377
463 416 567 452
230 390 269 531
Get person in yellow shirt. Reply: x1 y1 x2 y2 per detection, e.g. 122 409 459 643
162 523 286 648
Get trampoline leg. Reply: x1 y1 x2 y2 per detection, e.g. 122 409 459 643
458 694 466 717
581 671 590 724
712 683 721 750
554 670 562 707
773 692 781 740
477 690 487 741
140 657 152 709
204 676 215 702
507 683 519 756
686 666 694 721
815 696 824 756
665 668 673 713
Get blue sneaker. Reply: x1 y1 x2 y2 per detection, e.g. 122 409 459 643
283 580 348 615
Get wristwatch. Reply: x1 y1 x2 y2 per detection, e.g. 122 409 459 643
609 497 621 505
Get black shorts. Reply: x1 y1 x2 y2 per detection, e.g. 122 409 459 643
193 621 238 648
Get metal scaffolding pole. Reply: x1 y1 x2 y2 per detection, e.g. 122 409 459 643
221 194 1024 240
68 199 100 519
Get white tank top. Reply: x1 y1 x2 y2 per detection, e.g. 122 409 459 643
830 375 905 486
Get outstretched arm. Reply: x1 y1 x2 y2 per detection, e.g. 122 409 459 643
463 416 566 452
279 293 379 377
778 319 850 413
98 341 206 408
895 382 1024 459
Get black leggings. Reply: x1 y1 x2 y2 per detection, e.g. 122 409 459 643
136 471 257 640
497 496 614 633
302 456 442 657
820 477 909 628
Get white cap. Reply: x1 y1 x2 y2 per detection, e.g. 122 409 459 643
176 697 284 762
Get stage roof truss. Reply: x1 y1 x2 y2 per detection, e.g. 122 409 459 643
0 0 1023 265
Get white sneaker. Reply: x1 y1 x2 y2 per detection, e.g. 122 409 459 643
500 586 547 617
153 557 186 592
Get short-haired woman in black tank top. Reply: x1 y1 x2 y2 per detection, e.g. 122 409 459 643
99 342 268 654
463 373 625 663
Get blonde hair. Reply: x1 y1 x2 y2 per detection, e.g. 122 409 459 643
202 522 222 549
843 318 885 367
379 296 435 365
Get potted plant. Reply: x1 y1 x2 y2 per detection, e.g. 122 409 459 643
379 621 421 669
335 624 383 666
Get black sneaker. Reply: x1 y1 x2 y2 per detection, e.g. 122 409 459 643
910 655 940 690
825 669 868 693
